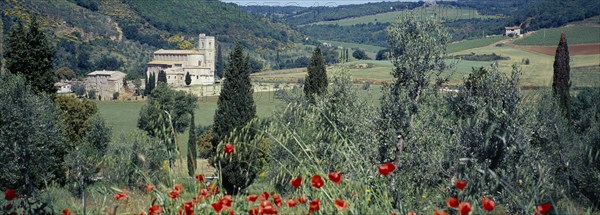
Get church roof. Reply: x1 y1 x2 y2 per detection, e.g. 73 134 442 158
87 70 126 81
154 49 200 55
147 61 186 65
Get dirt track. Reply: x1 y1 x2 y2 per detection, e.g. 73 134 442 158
518 43 600 56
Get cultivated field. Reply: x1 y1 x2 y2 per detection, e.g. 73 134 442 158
513 25 600 46
518 43 600 56
311 6 500 26
447 36 504 53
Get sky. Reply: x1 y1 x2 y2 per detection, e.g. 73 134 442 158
221 0 420 7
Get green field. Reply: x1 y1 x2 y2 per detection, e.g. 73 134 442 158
320 40 385 59
447 36 505 53
311 6 500 26
513 25 600 46
572 65 600 88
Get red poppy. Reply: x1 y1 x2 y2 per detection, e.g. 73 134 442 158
273 193 283 207
535 202 552 215
455 181 467 190
378 162 396 176
286 199 297 207
220 195 233 208
259 201 278 214
224 143 234 154
183 202 194 215
228 209 234 215
328 172 342 184
192 197 201 205
433 210 448 215
174 184 184 192
208 183 219 194
309 198 320 212
458 202 471 215
481 197 495 211
260 191 270 201
247 194 259 202
146 184 155 193
169 189 180 199
298 195 307 204
290 177 302 188
311 175 324 189
407 211 416 215
200 189 210 198
148 204 163 215
61 208 72 215
248 207 259 215
334 199 348 211
114 189 127 201
445 197 459 208
195 174 205 183
4 189 17 201
212 202 223 213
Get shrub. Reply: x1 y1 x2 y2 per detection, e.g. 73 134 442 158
196 127 214 159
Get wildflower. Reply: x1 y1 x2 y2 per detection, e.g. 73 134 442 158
248 207 259 215
148 204 163 215
260 191 270 201
290 177 302 188
146 184 155 193
259 201 278 214
174 184 185 192
481 197 495 211
200 189 210 198
208 183 219 194
407 211 416 215
458 202 471 215
445 197 459 208
309 198 320 212
228 209 234 215
62 208 72 215
224 143 234 154
4 189 17 201
212 202 223 213
334 199 348 211
247 194 259 202
220 195 233 208
195 174 205 183
311 175 324 189
273 193 283 207
286 199 297 207
328 172 342 184
535 202 552 215
298 195 307 204
183 202 194 215
455 180 467 190
433 210 448 215
169 189 180 199
378 162 396 176
114 189 127 201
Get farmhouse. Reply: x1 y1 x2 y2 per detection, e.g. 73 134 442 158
505 26 521 36
54 82 72 94
85 70 126 100
147 34 216 86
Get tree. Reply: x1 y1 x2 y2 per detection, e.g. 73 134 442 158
352 49 370 60
376 48 391 60
212 42 257 194
94 55 123 71
303 46 328 102
145 73 156 96
55 96 99 146
216 45 224 78
553 33 571 119
187 113 197 177
185 72 192 86
5 18 57 96
56 67 76 80
157 70 167 84
378 13 449 166
0 73 64 195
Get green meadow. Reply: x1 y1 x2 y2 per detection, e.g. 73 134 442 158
513 25 600 46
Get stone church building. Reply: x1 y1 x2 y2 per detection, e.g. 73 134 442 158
147 34 216 86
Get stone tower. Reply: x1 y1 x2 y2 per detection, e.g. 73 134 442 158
198 33 215 72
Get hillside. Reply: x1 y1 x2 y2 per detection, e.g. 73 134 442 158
1 0 303 78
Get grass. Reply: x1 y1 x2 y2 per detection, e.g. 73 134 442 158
320 39 385 59
513 26 600 46
310 6 500 26
572 65 600 88
447 36 504 53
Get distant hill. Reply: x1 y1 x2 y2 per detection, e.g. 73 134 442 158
1 0 303 78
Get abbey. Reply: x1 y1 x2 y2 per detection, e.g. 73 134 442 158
147 34 216 86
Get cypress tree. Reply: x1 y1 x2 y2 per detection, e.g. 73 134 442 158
187 112 197 177
216 45 224 79
304 46 328 102
5 17 56 96
185 72 192 86
157 70 167 84
213 42 256 144
553 33 571 119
